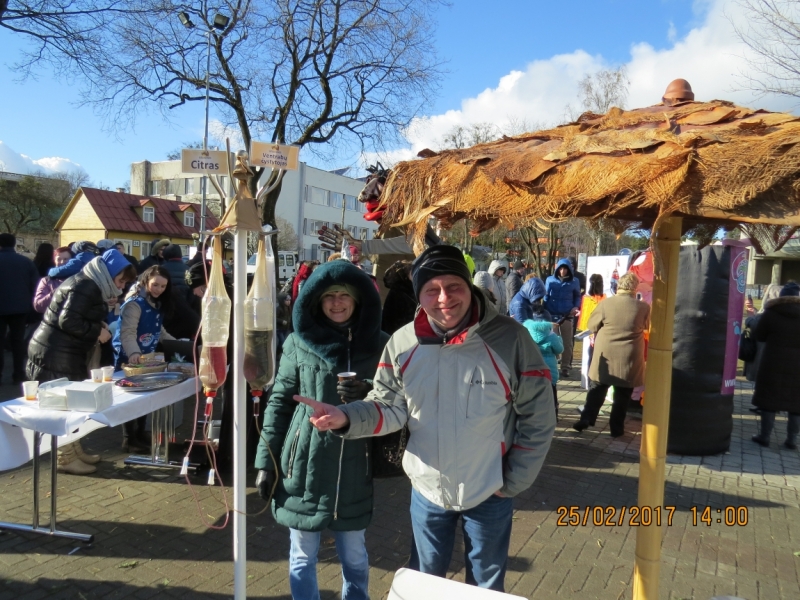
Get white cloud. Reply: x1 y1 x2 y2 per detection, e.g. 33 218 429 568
208 119 245 153
0 141 85 176
372 0 797 167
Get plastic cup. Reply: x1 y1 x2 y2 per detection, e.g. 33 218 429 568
337 372 357 382
22 381 39 401
91 369 103 383
102 366 115 382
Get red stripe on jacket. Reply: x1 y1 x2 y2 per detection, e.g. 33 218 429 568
521 369 552 381
373 403 384 435
483 342 511 401
400 345 419 375
377 362 393 368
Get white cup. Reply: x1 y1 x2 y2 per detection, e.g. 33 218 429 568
22 381 39 401
91 369 103 383
101 366 115 382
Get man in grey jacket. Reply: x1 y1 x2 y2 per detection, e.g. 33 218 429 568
294 244 556 592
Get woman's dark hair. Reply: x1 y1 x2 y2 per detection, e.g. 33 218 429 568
55 245 74 257
117 264 139 285
33 242 55 275
139 265 174 318
588 274 604 297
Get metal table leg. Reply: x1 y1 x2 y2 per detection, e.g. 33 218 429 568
0 433 93 543
124 405 197 472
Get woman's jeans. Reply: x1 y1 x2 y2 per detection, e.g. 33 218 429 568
288 528 369 600
408 489 513 592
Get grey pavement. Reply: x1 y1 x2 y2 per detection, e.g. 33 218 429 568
0 348 799 599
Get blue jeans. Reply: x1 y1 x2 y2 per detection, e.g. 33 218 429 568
288 528 369 600
409 489 513 591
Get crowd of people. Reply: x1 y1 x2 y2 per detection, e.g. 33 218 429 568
7 227 796 598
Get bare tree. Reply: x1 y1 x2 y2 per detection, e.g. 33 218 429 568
65 0 442 239
275 216 298 252
1 0 152 73
439 122 501 150
733 0 800 99
565 66 629 121
0 175 65 234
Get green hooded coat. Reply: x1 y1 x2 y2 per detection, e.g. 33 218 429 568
255 260 388 532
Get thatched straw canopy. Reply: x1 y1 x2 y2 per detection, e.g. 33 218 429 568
378 100 800 253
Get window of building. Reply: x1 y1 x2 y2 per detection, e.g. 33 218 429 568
346 225 358 238
34 238 48 248
345 194 357 211
184 211 195 227
149 180 160 196
307 186 329 206
184 178 195 194
359 228 369 241
179 245 189 256
164 179 176 196
140 241 151 259
304 219 329 235
330 192 344 208
143 206 155 223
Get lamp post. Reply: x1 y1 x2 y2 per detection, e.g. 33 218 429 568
178 9 229 241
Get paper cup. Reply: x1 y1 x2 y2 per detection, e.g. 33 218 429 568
337 372 357 382
23 381 39 401
102 366 115 382
91 369 103 383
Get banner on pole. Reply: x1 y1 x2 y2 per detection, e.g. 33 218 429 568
181 149 229 174
249 141 300 171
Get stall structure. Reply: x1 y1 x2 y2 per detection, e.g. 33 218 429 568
369 93 800 599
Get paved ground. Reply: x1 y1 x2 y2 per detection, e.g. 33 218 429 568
1 348 799 600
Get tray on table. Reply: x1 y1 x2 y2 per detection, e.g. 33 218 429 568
115 372 188 392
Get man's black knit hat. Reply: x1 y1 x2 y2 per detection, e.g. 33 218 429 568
411 244 473 299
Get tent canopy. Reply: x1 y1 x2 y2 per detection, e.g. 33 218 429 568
377 100 800 253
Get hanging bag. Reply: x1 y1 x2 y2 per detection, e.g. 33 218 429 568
738 328 757 363
371 425 409 479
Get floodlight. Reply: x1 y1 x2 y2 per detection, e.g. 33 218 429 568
212 13 230 30
178 12 194 28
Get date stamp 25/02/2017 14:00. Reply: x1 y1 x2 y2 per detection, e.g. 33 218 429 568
555 506 750 527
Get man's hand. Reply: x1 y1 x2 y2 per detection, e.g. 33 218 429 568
494 490 507 498
568 307 579 317
318 225 362 253
256 470 276 502
127 352 142 365
337 379 372 401
293 395 350 431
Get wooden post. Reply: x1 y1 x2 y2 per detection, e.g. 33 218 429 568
633 216 682 600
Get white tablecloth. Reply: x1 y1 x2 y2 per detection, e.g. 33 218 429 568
0 374 199 471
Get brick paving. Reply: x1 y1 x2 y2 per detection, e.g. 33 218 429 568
1 349 799 599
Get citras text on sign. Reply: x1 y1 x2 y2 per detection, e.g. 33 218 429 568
181 149 230 174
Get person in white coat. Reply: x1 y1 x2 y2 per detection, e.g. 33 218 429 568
488 259 508 315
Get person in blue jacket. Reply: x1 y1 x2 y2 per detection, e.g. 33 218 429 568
544 258 581 377
47 241 99 280
509 276 550 324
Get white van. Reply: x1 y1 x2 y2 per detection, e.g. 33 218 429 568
246 250 298 283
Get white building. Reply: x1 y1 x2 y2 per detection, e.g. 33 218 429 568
130 159 377 261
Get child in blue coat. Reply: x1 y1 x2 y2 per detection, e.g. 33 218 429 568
524 314 564 418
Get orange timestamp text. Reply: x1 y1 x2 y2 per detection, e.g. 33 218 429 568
556 505 675 527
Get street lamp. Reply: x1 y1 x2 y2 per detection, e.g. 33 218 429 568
179 9 229 240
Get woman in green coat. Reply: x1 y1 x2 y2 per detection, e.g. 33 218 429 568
255 259 388 600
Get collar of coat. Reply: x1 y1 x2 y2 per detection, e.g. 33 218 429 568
292 260 384 365
764 295 800 310
414 288 493 345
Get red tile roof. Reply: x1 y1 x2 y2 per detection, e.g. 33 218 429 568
78 187 219 238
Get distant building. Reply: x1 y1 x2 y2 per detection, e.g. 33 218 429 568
130 159 377 261
55 187 218 259
746 235 800 286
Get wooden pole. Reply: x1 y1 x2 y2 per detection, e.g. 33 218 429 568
633 216 682 600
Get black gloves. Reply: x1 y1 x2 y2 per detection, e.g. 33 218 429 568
256 470 276 502
337 379 372 401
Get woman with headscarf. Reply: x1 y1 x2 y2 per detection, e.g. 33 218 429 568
572 273 650 438
27 249 137 474
255 260 388 600
751 282 800 449
488 259 508 315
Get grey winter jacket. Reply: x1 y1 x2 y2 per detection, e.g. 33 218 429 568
339 291 556 511
488 259 508 315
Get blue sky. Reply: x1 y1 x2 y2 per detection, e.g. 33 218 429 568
0 0 792 187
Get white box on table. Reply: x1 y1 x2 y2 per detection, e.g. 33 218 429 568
37 378 71 410
64 382 114 412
